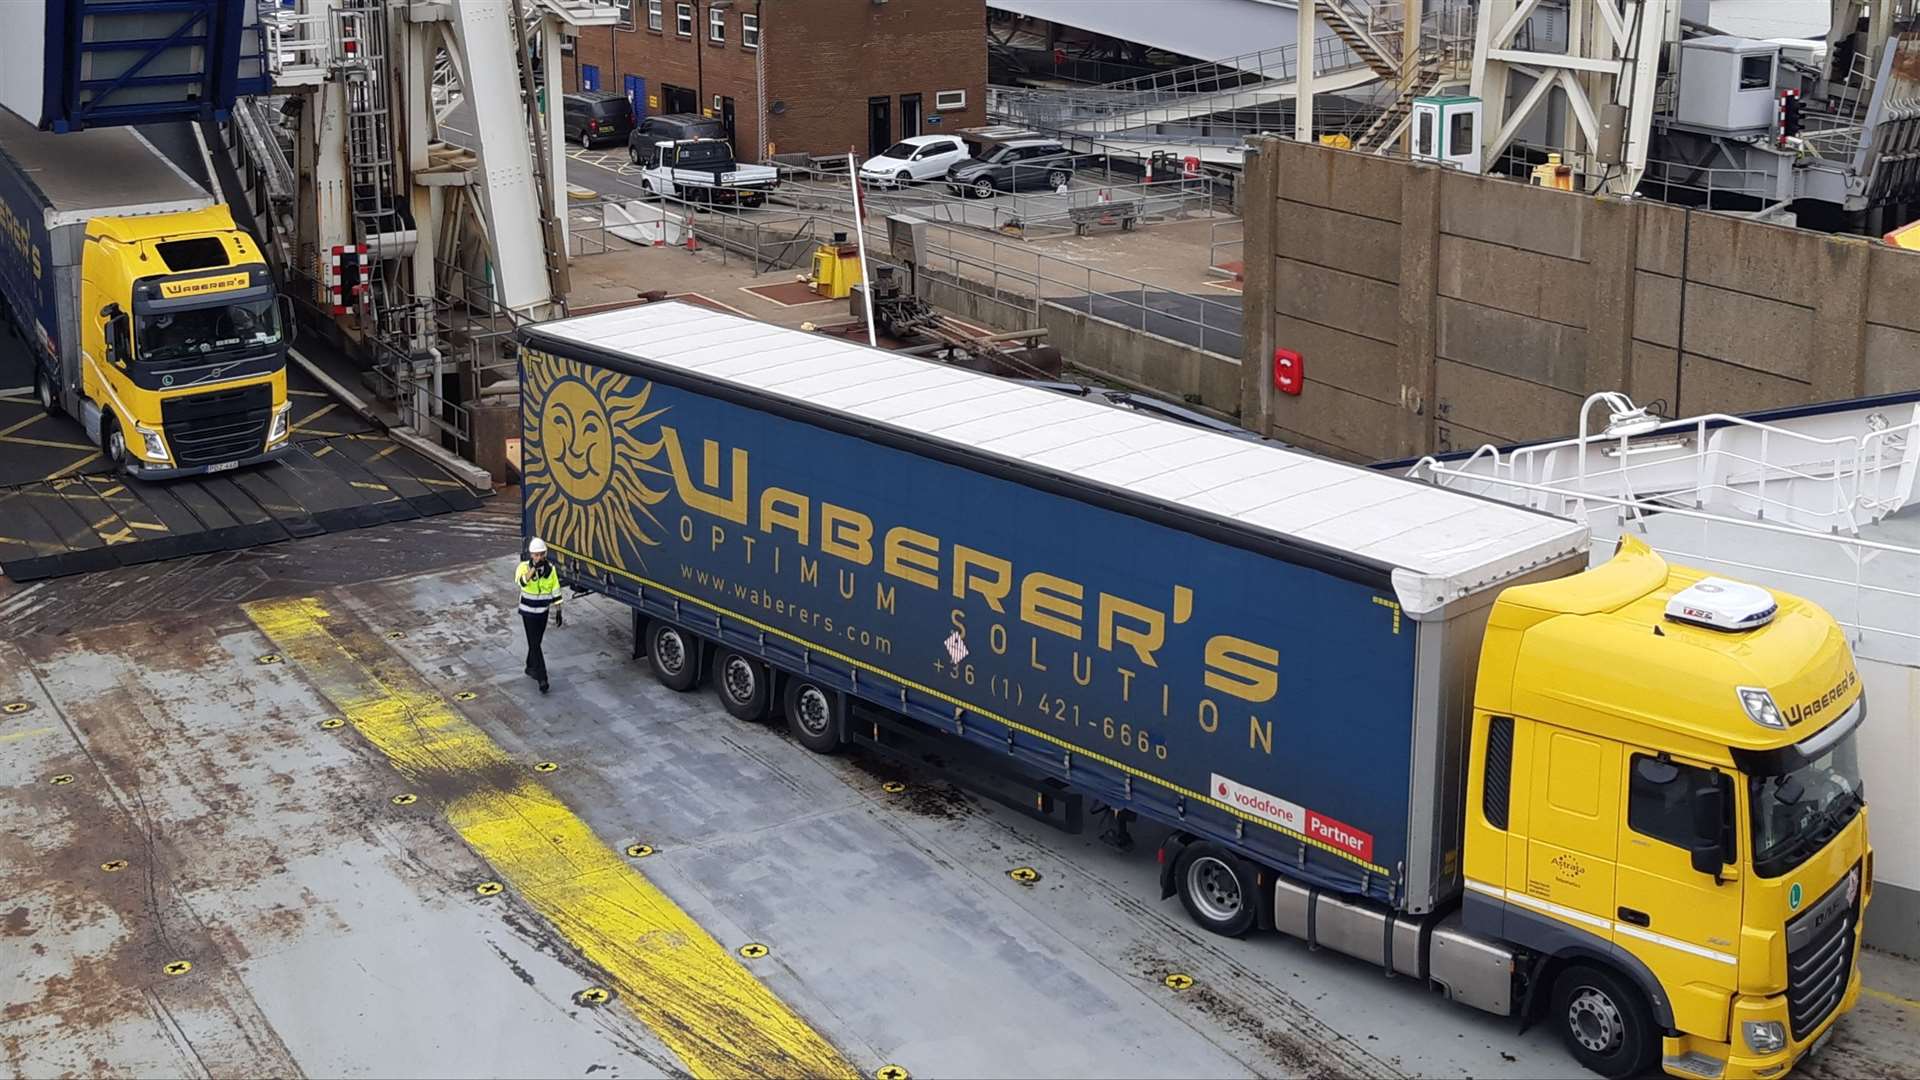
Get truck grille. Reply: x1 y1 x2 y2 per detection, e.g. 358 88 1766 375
159 384 272 467
1784 867 1858 1040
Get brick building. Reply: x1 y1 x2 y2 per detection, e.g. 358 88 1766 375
565 0 986 162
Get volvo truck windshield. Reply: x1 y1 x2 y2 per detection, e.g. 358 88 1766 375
137 295 283 362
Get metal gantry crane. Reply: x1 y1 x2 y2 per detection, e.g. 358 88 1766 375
259 0 614 439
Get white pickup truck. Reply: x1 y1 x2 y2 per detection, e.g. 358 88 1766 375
640 139 777 207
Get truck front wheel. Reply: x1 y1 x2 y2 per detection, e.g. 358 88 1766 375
102 414 129 472
646 620 702 692
714 647 770 721
1549 963 1658 1079
1174 841 1258 937
782 677 842 755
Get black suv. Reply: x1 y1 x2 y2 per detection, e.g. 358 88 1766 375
562 90 635 149
628 112 729 161
946 135 1074 198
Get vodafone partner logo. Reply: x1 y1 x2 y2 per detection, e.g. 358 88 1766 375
1211 774 1375 863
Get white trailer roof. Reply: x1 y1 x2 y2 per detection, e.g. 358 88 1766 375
529 301 1589 617
0 109 210 227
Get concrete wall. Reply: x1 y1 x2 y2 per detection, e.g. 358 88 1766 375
1240 137 1920 462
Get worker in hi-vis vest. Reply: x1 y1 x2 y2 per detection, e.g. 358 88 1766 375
516 538 562 693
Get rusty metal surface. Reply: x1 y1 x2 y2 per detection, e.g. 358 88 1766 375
3 555 1918 1078
0 499 517 638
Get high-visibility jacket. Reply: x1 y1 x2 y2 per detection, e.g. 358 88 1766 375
516 560 561 616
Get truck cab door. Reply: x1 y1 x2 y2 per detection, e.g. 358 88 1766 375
1524 725 1621 934
1614 752 1741 1036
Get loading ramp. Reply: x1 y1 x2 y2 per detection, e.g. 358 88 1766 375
0 357 487 582
0 431 485 582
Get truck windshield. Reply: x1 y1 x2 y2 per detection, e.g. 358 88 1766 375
1749 725 1864 877
137 298 282 363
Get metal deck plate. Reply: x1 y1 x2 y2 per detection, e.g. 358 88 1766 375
0 433 483 581
3 559 1916 1079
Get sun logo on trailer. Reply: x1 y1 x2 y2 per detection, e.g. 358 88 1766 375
522 349 672 566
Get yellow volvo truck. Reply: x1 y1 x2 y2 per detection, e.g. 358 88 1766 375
0 111 292 477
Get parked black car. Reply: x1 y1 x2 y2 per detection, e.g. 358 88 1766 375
562 90 635 149
627 112 729 161
946 136 1074 198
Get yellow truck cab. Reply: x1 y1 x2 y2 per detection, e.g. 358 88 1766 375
1465 537 1867 1079
79 206 291 475
0 111 292 478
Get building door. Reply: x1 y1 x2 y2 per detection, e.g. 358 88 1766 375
867 96 892 159
625 75 647 119
899 93 922 139
721 95 737 146
581 63 600 91
662 83 697 114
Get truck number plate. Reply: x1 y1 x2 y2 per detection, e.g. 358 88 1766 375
206 461 239 473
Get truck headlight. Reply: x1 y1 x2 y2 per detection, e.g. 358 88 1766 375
134 424 169 462
1743 1019 1786 1054
1737 686 1787 729
268 402 292 444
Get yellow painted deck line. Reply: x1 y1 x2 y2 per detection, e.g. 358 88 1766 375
245 595 854 1080
1866 986 1920 1012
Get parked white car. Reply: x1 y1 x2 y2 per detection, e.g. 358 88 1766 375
858 135 969 188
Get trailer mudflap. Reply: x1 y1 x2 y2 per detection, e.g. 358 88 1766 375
849 702 1084 835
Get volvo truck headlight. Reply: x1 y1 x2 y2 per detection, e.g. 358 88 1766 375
134 424 169 462
1737 686 1786 729
1743 1019 1786 1054
268 402 292 444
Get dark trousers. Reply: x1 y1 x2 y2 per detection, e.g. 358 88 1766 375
522 610 549 685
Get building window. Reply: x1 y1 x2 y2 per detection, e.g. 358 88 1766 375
615 0 633 29
647 0 662 31
935 89 966 111
742 12 758 48
675 2 692 36
709 5 726 43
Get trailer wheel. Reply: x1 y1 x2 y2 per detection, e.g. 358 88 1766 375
714 648 771 722
1174 842 1258 937
782 676 842 755
645 620 701 692
1549 963 1658 1080
35 367 60 416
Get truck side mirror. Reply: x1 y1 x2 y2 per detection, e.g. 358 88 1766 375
1690 782 1727 881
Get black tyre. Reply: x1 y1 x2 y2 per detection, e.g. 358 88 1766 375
579 130 594 149
102 413 130 473
896 169 913 187
714 648 771 722
646 620 701 691
1173 841 1258 937
1046 169 1069 189
972 178 996 199
782 676 842 755
1549 963 1659 1080
629 143 642 165
35 367 60 416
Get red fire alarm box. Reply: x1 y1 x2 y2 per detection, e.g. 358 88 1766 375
1273 348 1303 395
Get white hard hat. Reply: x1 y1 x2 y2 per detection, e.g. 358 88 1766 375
527 537 548 554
